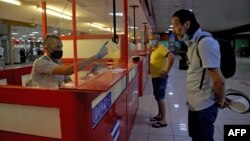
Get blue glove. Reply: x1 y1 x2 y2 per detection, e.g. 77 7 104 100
90 65 98 73
96 41 108 59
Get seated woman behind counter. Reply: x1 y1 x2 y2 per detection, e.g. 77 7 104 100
26 34 108 88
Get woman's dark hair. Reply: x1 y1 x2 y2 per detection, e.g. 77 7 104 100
172 9 200 39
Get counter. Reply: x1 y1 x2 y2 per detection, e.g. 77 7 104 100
0 60 142 141
136 51 150 96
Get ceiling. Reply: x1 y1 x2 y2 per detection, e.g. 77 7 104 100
0 0 249 41
150 0 250 33
0 0 148 40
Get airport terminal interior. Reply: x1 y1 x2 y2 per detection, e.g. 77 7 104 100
0 0 250 141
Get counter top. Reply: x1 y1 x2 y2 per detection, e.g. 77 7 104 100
60 62 137 93
0 63 32 71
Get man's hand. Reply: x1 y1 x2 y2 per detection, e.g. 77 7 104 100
216 99 227 109
160 70 168 77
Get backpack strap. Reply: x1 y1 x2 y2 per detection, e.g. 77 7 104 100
196 35 210 89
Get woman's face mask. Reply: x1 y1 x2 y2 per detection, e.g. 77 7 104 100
149 39 158 47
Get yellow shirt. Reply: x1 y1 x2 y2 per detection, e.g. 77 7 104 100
150 43 169 78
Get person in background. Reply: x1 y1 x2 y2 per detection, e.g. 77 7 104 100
148 32 174 128
26 34 108 88
172 9 225 141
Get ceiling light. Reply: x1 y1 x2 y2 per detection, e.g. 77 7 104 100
117 32 124 34
168 92 173 95
129 26 138 29
174 104 179 108
0 0 21 6
12 33 18 35
32 32 39 34
89 22 112 32
37 6 72 20
108 12 123 16
168 28 173 31
169 25 173 28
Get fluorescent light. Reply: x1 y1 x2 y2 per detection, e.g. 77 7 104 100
168 92 173 95
117 32 124 34
37 7 72 20
0 0 21 6
108 12 123 16
174 104 179 108
47 6 72 16
129 26 138 29
32 32 39 34
12 33 18 35
168 28 173 31
169 25 173 28
89 23 112 32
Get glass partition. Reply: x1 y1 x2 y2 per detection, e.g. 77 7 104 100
0 0 149 88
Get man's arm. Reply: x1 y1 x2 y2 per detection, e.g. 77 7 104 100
207 68 225 108
52 41 109 75
52 55 97 75
161 52 175 76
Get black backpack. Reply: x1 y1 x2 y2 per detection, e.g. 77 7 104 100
197 35 236 89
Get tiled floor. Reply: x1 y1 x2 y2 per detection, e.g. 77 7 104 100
129 57 250 141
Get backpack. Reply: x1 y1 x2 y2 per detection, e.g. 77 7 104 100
197 35 236 89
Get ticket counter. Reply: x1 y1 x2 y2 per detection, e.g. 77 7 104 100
0 61 140 141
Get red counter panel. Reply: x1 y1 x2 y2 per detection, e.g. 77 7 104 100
0 69 14 85
126 72 139 138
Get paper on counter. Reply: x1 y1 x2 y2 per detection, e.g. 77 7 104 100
110 68 126 73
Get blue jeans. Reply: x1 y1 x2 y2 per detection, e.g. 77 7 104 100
188 103 218 141
152 75 168 101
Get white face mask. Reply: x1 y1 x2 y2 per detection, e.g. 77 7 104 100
149 39 158 47
180 34 190 46
180 34 189 41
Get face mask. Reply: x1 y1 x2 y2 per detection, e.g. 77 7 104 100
179 34 190 46
179 34 189 41
149 39 158 47
50 50 63 59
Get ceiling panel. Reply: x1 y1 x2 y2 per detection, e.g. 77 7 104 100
152 0 250 33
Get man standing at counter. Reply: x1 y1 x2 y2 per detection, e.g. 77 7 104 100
172 9 225 141
26 34 108 88
148 32 175 128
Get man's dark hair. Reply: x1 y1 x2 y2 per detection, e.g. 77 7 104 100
172 9 200 39
43 34 60 47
